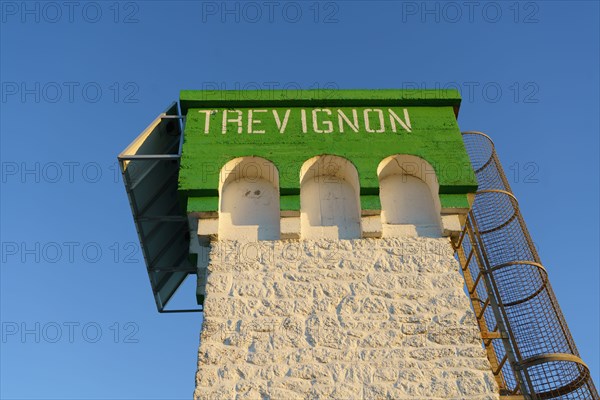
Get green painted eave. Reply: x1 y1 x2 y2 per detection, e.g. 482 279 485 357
180 89 462 116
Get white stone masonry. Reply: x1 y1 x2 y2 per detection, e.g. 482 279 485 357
194 237 499 400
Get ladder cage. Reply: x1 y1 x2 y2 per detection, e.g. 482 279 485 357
454 131 598 399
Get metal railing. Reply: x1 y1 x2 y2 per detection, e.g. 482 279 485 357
453 131 598 399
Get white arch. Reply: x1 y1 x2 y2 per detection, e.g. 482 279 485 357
300 155 361 239
378 154 442 237
219 157 280 241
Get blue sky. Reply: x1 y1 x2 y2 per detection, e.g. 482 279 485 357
1 1 598 398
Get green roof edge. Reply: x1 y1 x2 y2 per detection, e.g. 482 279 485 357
179 89 462 116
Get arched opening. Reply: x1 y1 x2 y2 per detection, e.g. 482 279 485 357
300 155 361 239
378 155 442 237
219 157 280 240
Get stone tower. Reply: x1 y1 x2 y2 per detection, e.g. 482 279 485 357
118 89 599 399
181 90 498 399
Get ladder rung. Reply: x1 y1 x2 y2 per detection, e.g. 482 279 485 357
493 353 509 375
462 248 474 271
477 298 491 319
481 331 504 340
469 271 484 294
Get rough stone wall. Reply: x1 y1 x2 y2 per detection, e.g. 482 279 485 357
194 237 499 400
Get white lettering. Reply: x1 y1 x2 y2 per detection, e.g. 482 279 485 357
388 108 412 133
364 109 385 133
312 109 333 133
272 109 291 133
208 107 412 135
300 109 307 133
198 110 215 134
337 109 359 133
248 109 267 134
222 110 243 134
